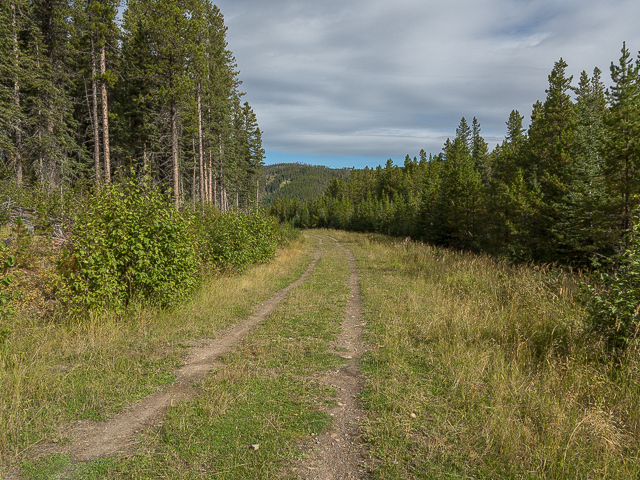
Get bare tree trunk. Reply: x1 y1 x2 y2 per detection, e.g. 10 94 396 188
204 151 209 203
197 81 205 206
171 100 179 208
90 37 101 185
204 150 209 203
143 142 147 169
210 151 216 207
179 171 185 208
46 116 56 190
221 183 226 212
35 43 45 184
192 159 196 210
11 2 22 187
100 44 110 182
220 168 226 213
218 134 225 211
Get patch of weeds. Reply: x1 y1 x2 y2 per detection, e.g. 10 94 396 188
21 454 71 480
248 244 350 374
1 230 312 468
86 369 334 479
331 230 640 480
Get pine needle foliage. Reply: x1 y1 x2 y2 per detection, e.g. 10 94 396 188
585 207 640 352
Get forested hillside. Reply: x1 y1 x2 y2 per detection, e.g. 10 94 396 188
259 163 351 205
272 47 640 267
0 0 263 209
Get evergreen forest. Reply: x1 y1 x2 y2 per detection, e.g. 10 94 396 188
0 0 263 210
259 163 351 206
271 47 640 268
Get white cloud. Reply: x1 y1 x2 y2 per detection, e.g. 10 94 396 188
212 0 640 164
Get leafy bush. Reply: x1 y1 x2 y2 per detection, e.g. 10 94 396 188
277 221 302 245
584 213 640 352
197 208 279 271
0 249 15 321
59 177 199 311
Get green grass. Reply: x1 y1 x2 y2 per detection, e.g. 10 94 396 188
26 233 352 479
21 454 71 480
77 371 334 479
0 240 312 470
329 231 640 479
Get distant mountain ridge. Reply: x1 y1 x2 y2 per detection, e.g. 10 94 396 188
259 163 351 205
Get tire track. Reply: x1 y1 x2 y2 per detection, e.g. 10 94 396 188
22 246 324 468
296 235 368 480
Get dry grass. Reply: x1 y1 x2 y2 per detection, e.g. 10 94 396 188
331 231 640 479
0 239 312 470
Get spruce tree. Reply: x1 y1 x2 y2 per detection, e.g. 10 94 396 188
526 58 576 260
31 0 79 189
557 68 611 263
0 1 28 183
471 116 490 182
603 42 640 237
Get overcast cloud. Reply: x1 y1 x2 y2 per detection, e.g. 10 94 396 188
212 0 640 168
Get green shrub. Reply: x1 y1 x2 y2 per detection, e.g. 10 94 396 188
277 221 301 245
584 212 640 352
59 176 199 311
197 208 279 272
0 249 15 321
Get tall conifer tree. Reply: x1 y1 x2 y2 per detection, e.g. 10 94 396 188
604 43 640 237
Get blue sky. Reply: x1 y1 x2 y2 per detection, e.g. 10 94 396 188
210 0 640 170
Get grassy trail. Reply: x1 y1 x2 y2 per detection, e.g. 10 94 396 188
14 233 367 479
7 230 640 479
1 238 313 477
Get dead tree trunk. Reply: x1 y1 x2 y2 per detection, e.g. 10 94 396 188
197 81 205 206
11 2 23 187
171 100 179 208
90 37 101 185
100 44 110 182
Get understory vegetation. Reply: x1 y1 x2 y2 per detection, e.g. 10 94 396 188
329 231 640 479
0 177 281 313
0 226 310 472
61 234 351 479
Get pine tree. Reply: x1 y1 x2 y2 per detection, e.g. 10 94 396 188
122 0 198 206
31 0 79 189
0 1 28 184
438 118 483 250
557 68 611 263
526 58 576 260
483 110 539 258
603 42 640 237
73 0 119 185
471 116 490 182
